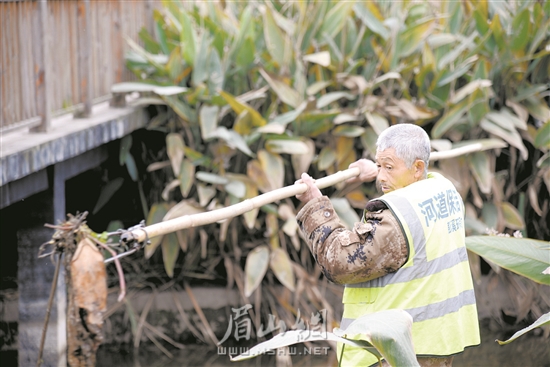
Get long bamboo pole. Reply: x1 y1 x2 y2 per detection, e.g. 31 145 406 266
121 167 361 244
120 143 503 245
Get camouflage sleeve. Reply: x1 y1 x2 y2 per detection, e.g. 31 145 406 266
296 196 408 285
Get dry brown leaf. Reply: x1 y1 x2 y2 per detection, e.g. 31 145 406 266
71 237 107 329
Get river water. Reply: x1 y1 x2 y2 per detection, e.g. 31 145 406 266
97 321 549 367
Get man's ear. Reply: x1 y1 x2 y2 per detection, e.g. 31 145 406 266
413 159 425 179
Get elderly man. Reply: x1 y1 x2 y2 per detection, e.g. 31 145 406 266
295 124 480 367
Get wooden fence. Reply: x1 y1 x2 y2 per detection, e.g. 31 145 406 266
0 0 156 133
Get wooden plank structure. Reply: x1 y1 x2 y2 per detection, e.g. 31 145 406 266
0 0 155 133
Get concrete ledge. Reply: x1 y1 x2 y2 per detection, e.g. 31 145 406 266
0 102 147 186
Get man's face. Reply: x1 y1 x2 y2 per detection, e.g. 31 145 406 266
375 148 419 194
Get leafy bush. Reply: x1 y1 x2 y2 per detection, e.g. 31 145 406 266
106 0 550 339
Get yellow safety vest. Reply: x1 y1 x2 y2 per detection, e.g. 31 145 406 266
338 172 480 366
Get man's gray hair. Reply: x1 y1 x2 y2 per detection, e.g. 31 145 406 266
376 124 430 174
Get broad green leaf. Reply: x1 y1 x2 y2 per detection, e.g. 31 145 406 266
179 159 195 198
267 102 307 127
319 2 354 39
528 18 550 55
524 99 550 123
431 99 468 139
468 151 492 194
247 159 272 194
259 69 301 108
111 82 187 96
232 309 418 367
481 202 498 230
465 215 489 235
125 38 167 70
511 9 530 51
361 127 379 158
334 310 418 367
256 123 285 135
331 198 360 230
93 178 124 215
145 202 170 259
306 81 332 96
334 113 361 125
354 3 389 40
450 80 492 104
119 135 133 166
373 72 401 86
467 89 489 125
138 27 161 54
180 10 197 66
511 85 549 103
269 3 295 35
233 110 253 135
536 152 550 169
166 46 183 81
265 139 309 155
365 112 389 136
480 118 528 160
534 122 550 149
333 125 366 137
437 33 476 70
303 51 331 67
224 179 246 199
243 180 260 229
395 99 439 120
427 33 457 48
436 56 477 87
192 33 210 85
263 7 286 66
195 171 228 185
259 150 284 191
497 312 550 345
207 48 223 91
208 126 254 157
230 5 253 61
162 95 196 123
163 199 204 221
317 92 356 109
197 183 216 207
231 330 377 362
166 133 185 176
396 19 434 59
219 90 267 127
236 36 255 68
336 136 354 165
497 108 527 130
269 248 295 292
199 105 219 140
291 138 315 179
466 236 550 285
161 233 179 278
125 154 138 182
490 14 506 49
244 245 270 297
499 202 525 230
318 147 337 171
473 9 489 36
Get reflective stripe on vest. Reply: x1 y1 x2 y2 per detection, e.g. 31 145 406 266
339 173 480 364
340 288 476 329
